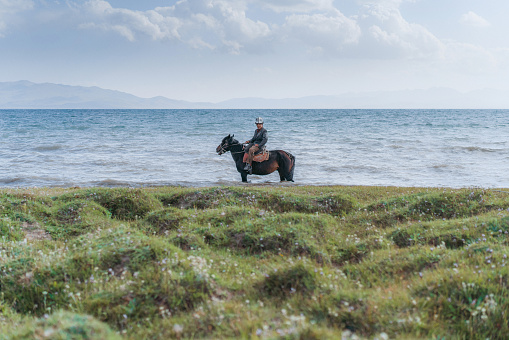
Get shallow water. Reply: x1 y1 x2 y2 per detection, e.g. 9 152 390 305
1 109 508 188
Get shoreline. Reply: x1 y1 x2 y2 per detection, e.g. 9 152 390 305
0 182 503 189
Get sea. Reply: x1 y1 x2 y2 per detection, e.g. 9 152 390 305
0 109 508 188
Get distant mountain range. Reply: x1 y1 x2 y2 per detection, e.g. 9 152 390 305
0 80 508 109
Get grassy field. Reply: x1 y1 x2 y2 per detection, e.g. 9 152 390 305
0 185 508 339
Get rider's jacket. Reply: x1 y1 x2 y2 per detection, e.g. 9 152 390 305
247 128 268 148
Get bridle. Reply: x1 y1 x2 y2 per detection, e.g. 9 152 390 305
217 139 244 155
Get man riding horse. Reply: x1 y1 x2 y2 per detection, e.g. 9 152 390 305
216 129 295 182
243 117 268 174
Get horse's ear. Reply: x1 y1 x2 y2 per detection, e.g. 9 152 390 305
227 134 231 138
232 134 234 138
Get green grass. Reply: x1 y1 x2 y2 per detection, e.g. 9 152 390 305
0 186 508 339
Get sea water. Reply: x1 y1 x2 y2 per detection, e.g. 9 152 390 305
0 109 508 188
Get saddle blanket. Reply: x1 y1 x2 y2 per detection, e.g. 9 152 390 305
253 150 270 162
242 150 270 163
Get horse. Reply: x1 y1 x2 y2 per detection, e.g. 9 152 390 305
216 134 295 183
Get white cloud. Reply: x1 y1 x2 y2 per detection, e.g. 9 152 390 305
80 0 271 53
0 0 33 12
358 3 444 59
460 11 491 28
82 0 181 41
74 0 497 71
75 0 366 57
258 0 335 13
283 10 361 55
0 0 34 37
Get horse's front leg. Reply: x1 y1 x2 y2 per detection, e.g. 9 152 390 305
241 172 248 182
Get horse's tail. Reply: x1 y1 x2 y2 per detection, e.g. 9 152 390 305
278 150 295 182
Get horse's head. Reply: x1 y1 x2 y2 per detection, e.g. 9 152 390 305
216 134 237 155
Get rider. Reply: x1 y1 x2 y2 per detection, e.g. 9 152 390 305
243 117 268 173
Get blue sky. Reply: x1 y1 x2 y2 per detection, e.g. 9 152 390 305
1 0 508 102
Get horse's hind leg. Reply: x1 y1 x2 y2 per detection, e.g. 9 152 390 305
278 155 295 182
285 167 294 182
285 172 294 182
286 155 295 182
277 169 286 182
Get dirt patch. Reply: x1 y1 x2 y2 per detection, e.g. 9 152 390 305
22 222 52 241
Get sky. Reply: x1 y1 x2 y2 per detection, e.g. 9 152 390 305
0 0 508 102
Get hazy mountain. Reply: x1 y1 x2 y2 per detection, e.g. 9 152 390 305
0 81 508 109
0 81 208 109
217 88 509 109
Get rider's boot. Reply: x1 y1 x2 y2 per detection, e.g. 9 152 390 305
243 163 250 171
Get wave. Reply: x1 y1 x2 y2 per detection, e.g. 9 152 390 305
70 125 89 131
431 164 464 169
460 146 499 153
0 176 67 186
432 164 449 169
33 145 65 152
0 177 23 184
90 160 130 166
440 145 502 153
90 179 134 187
341 164 384 172
387 144 404 149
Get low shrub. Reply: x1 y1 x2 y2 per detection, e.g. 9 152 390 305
84 266 210 327
413 268 509 338
258 263 317 299
143 207 188 234
44 200 111 239
0 220 24 242
6 310 121 340
56 188 162 220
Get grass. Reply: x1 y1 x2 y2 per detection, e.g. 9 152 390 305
0 185 508 339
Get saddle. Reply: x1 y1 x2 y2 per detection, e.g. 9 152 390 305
242 146 269 163
253 149 269 162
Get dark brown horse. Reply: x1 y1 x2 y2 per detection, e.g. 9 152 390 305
216 134 295 183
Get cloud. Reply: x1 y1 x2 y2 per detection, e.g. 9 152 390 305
283 10 361 55
80 0 271 53
74 0 497 71
79 0 361 55
460 11 491 28
0 0 33 12
357 2 444 59
0 0 34 37
77 0 445 59
258 0 335 13
81 0 181 42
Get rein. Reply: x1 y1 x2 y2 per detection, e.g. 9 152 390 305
229 143 245 154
